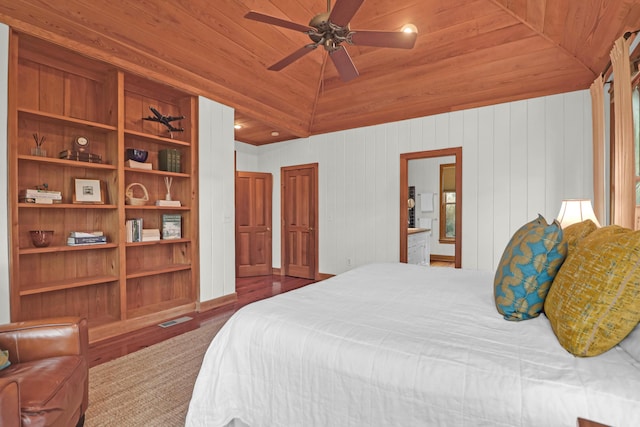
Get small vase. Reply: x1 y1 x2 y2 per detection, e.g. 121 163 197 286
31 147 46 157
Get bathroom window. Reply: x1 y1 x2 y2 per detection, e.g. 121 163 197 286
439 163 456 243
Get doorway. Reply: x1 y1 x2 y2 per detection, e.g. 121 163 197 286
400 148 462 268
281 163 319 280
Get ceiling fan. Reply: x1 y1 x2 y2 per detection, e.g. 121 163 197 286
245 0 417 82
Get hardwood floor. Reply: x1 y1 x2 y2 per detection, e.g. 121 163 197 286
88 275 316 368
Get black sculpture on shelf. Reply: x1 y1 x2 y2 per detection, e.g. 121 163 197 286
143 106 185 137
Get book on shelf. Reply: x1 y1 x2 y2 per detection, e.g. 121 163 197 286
126 159 152 170
59 150 103 163
67 235 107 245
19 189 62 204
69 231 104 237
19 197 62 204
20 189 62 199
158 149 181 173
161 214 182 240
142 228 161 242
155 199 181 207
126 218 143 242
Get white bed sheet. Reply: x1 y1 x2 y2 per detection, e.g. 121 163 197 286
186 263 640 427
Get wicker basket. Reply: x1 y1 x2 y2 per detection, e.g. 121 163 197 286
125 182 149 206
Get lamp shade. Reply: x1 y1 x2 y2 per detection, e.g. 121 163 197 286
556 199 601 228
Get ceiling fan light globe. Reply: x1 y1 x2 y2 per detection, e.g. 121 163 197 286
401 23 418 34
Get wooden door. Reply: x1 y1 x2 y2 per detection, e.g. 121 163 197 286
282 164 318 279
235 172 273 277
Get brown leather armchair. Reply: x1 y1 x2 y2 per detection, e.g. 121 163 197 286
0 317 88 427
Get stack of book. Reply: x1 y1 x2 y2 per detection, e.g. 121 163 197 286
59 150 102 163
19 188 62 204
126 218 143 242
142 228 161 242
67 231 107 246
126 159 152 170
158 149 181 173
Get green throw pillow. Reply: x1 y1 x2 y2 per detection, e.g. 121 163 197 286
494 214 567 321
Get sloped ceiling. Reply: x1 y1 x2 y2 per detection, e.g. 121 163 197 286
1 0 639 145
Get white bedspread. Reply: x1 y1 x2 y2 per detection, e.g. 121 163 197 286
186 263 640 427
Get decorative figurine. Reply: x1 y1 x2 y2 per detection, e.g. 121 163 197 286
164 177 173 201
143 106 185 139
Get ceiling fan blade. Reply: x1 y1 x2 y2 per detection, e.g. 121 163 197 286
349 30 417 49
328 0 365 27
329 46 359 82
245 11 314 33
268 44 318 71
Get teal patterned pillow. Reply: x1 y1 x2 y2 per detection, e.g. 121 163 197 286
0 349 10 370
494 214 567 321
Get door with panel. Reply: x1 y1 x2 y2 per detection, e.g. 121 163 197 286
281 164 318 280
235 171 273 277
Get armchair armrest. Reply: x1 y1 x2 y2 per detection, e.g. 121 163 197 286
0 317 88 364
0 378 20 427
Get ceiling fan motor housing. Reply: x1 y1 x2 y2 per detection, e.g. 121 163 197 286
308 12 350 49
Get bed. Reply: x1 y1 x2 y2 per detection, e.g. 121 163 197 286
186 263 640 427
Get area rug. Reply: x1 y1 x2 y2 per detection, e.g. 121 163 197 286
85 314 231 426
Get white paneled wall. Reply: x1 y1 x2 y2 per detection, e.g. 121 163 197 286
235 141 259 171
198 97 236 302
236 90 593 274
0 24 9 323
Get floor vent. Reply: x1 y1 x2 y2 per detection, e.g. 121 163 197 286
158 316 193 328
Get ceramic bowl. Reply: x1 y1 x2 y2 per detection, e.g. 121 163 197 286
125 148 148 163
30 230 54 247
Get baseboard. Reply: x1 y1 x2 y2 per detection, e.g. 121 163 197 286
430 254 455 263
272 267 282 275
197 293 237 313
317 273 334 281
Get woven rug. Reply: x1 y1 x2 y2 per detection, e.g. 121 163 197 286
85 315 231 426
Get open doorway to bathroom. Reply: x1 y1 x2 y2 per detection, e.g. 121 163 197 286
400 148 462 268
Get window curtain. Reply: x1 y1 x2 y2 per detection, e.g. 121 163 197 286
590 75 606 225
610 35 635 229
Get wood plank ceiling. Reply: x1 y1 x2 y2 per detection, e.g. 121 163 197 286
1 0 639 145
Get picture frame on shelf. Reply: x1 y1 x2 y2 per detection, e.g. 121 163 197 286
73 178 105 204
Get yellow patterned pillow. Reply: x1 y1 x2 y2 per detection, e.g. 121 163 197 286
544 225 640 356
561 219 597 254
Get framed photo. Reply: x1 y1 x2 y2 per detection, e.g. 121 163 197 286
73 178 105 204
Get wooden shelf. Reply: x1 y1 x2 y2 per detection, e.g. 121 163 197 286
124 129 191 147
19 274 119 296
126 263 191 279
20 243 118 254
18 155 117 170
124 167 189 178
18 107 117 132
124 205 189 211
125 238 190 246
18 203 118 209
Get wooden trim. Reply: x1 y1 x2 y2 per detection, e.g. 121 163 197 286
272 267 282 275
430 254 455 263
198 293 237 313
317 273 335 281
400 148 462 268
8 30 20 321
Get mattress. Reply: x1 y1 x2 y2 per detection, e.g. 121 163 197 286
186 263 640 427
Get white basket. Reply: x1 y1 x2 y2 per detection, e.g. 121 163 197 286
125 182 149 206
